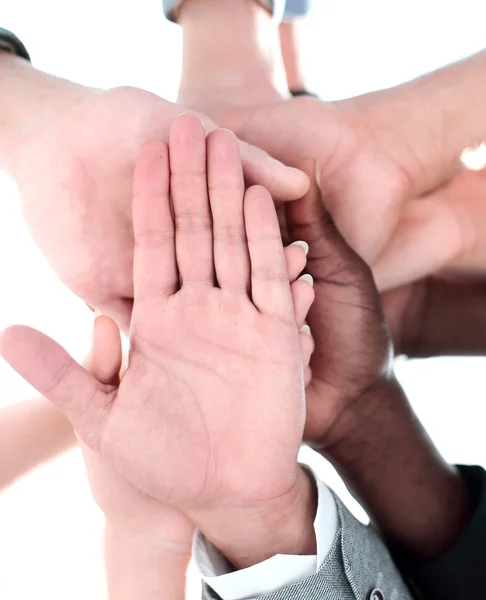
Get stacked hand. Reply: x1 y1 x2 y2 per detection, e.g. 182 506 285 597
1 54 309 332
283 159 393 446
284 162 471 560
1 114 316 569
214 94 481 292
207 95 486 359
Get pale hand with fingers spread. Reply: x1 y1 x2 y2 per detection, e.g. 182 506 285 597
0 116 312 564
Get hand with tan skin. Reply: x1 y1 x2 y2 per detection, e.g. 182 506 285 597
285 161 472 563
376 168 486 358
177 0 486 291
0 50 308 332
1 114 316 573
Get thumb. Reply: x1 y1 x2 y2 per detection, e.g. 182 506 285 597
0 325 108 450
286 158 371 281
238 138 310 202
198 110 309 202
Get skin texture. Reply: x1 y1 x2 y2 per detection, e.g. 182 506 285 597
0 398 75 491
285 161 472 561
0 52 308 332
0 222 312 500
216 96 484 292
0 114 316 571
178 2 486 292
275 22 486 359
82 315 194 600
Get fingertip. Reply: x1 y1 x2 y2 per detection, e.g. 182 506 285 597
0 324 36 360
298 273 314 288
241 145 310 201
245 184 274 205
93 313 120 336
207 127 238 145
284 243 308 283
91 315 122 385
170 112 205 140
289 240 309 256
207 128 243 177
281 168 310 201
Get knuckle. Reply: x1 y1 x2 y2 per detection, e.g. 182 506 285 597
252 266 288 282
174 213 212 233
213 224 247 246
134 229 174 248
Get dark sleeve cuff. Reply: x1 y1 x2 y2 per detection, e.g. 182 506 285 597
0 28 30 61
395 465 486 600
290 89 318 98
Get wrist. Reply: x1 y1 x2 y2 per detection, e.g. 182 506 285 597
178 0 288 115
0 53 88 171
193 467 317 570
105 514 194 557
324 376 472 560
105 518 193 599
279 21 310 93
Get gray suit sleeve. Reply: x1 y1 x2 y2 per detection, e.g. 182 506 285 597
201 493 413 600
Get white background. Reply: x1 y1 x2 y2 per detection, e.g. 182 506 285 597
1 0 486 598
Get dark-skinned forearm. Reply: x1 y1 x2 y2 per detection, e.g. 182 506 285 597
408 278 486 358
321 377 471 561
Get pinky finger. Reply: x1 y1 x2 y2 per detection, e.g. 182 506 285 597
300 327 314 387
245 185 295 319
284 241 309 283
291 276 315 328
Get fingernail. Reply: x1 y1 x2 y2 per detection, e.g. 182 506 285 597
298 274 314 287
300 324 311 335
290 240 309 255
93 309 102 319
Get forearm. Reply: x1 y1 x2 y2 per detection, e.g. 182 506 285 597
178 0 288 113
104 517 193 600
323 377 472 561
192 467 317 570
0 51 85 172
279 20 312 92
408 278 486 357
0 396 76 490
344 50 486 194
